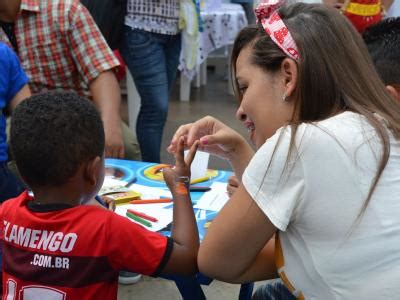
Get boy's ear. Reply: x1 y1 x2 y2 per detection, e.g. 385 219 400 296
386 85 400 102
84 156 102 187
280 58 298 98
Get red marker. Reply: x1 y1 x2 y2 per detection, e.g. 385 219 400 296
127 209 158 222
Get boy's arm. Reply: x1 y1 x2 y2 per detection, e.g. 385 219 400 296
86 195 116 211
160 138 200 275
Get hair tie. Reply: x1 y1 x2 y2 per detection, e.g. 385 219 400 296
254 0 300 61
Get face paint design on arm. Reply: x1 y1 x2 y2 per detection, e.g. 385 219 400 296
175 181 189 196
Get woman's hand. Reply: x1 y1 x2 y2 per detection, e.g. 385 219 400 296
227 175 240 197
163 136 199 192
167 116 246 160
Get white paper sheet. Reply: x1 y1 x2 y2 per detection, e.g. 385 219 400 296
99 177 128 195
102 180 173 231
126 184 172 199
193 181 229 211
115 203 173 232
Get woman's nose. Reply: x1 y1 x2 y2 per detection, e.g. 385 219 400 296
235 106 247 122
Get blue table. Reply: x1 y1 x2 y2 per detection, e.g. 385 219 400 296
106 159 254 300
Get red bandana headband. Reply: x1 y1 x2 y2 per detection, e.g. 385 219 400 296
254 0 300 61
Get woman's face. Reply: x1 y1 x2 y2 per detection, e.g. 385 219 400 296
235 46 296 148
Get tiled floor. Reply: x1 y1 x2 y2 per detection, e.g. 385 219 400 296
118 67 263 299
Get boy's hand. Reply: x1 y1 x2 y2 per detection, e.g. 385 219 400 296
86 196 116 211
163 137 199 192
102 196 116 211
158 136 200 276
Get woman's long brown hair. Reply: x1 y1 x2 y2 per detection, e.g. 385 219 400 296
231 3 400 217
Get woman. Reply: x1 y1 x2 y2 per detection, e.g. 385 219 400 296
168 3 400 298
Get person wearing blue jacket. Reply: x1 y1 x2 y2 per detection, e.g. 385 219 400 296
0 42 30 202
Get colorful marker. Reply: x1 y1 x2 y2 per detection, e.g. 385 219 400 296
130 198 173 204
190 176 210 185
95 195 107 208
189 186 211 192
126 211 152 227
127 209 158 222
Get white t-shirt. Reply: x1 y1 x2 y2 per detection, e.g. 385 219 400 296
243 111 400 299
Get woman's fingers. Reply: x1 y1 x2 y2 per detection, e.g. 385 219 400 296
168 116 220 152
169 124 192 152
228 175 239 187
227 175 240 197
184 140 199 166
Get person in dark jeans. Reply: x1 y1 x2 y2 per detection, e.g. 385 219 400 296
231 0 256 24
0 42 30 203
120 0 181 163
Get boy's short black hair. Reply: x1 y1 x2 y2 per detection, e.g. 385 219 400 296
363 17 400 86
10 91 105 187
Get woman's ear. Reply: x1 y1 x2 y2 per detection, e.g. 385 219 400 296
83 156 103 187
386 85 400 102
280 58 298 98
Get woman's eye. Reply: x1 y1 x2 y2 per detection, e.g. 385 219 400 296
239 86 247 93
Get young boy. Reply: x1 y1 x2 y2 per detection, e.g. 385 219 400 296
363 17 400 100
3 91 199 298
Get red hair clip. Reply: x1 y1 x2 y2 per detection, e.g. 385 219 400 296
254 0 300 61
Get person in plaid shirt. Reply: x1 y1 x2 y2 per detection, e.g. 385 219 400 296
0 0 140 160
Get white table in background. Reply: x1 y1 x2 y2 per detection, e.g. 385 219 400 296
179 3 248 101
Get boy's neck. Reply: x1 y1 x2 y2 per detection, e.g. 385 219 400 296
31 186 84 207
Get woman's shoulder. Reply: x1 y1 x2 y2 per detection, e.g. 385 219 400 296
259 111 374 157
298 111 373 144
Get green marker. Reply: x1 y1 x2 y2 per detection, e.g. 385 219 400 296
126 211 152 228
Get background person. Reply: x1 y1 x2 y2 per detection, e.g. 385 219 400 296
0 42 30 202
0 0 140 160
363 17 400 100
120 0 181 163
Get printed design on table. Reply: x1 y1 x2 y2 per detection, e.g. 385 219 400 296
143 164 219 182
104 163 136 182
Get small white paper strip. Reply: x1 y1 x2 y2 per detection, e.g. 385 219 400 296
194 182 229 211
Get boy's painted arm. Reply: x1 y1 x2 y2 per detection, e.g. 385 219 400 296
162 179 199 275
160 138 200 275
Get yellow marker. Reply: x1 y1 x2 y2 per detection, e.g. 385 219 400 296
107 191 141 205
204 222 212 229
190 176 210 185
